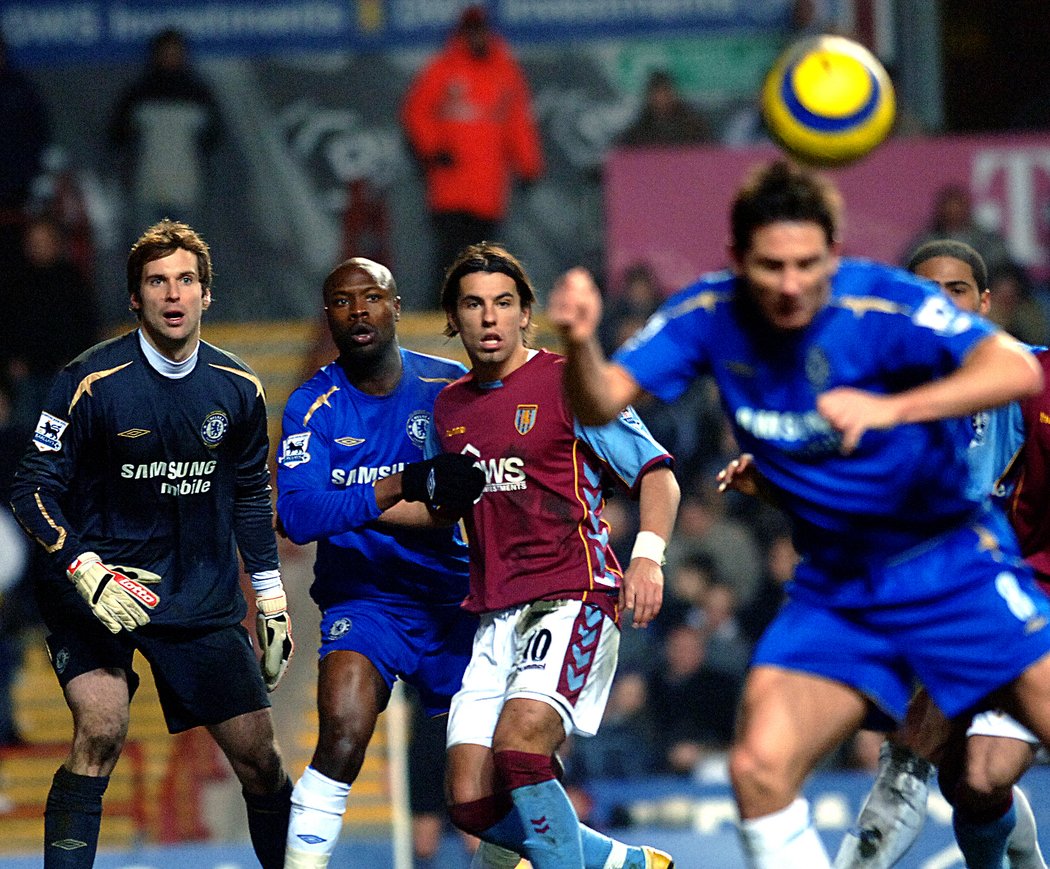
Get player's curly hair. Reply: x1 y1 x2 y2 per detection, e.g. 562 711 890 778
440 241 536 346
127 219 213 301
730 159 842 254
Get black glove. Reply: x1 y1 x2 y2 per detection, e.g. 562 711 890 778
402 454 485 512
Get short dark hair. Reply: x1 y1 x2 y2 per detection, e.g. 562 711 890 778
730 159 842 254
440 242 536 345
906 240 988 290
321 256 397 301
127 219 212 299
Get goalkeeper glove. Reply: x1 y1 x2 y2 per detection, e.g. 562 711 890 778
401 454 486 513
256 586 293 692
67 553 160 634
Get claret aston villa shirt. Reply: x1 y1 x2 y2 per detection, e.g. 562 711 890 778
430 349 671 617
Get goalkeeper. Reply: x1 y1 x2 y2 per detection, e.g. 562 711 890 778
10 220 292 869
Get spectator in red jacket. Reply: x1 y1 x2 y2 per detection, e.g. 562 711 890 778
401 5 543 296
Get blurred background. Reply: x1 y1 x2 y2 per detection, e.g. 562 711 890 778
1 0 1049 866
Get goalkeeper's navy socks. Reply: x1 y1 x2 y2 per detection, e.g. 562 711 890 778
44 766 108 868
245 775 293 869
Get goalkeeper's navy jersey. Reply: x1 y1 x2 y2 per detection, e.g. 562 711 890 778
10 331 279 630
615 257 1001 600
276 348 470 612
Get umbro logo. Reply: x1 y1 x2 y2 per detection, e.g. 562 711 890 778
335 436 365 447
297 834 328 845
118 428 150 438
51 839 88 851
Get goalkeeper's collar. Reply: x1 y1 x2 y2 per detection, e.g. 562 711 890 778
138 330 199 380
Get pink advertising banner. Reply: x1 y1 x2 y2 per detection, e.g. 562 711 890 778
604 132 1050 296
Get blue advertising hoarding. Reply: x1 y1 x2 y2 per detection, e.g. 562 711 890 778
0 0 795 66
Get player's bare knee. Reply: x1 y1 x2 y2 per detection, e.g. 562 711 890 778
964 755 1027 798
72 728 125 771
729 741 796 812
234 749 285 793
492 698 564 755
318 714 374 758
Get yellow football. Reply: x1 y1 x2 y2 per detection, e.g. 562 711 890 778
761 34 896 167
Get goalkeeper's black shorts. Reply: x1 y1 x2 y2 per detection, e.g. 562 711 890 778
44 616 270 733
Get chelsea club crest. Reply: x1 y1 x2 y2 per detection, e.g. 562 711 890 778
805 347 830 391
201 411 230 447
406 410 431 448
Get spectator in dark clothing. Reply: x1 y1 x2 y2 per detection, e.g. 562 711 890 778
902 184 1013 281
986 261 1050 347
4 215 98 427
599 261 664 354
617 69 713 148
565 670 657 782
109 28 220 243
647 623 742 776
0 30 50 273
739 533 797 645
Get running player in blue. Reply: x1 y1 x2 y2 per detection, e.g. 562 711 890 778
548 160 1050 869
276 257 484 868
10 220 292 869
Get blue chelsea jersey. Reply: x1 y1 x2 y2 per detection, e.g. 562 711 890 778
615 258 998 563
276 349 470 611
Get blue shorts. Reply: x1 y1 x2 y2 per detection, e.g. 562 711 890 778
755 509 1050 722
319 598 476 716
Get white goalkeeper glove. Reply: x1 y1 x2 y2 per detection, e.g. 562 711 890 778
67 553 161 634
254 578 293 692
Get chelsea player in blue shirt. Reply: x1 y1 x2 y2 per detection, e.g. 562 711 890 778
276 257 484 868
548 160 1050 869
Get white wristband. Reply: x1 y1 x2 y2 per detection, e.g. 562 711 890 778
630 531 666 565
251 570 283 595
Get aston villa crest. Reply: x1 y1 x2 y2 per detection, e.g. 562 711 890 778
515 404 537 435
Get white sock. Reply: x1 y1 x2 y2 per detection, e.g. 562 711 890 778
470 841 525 868
285 766 351 866
1007 786 1048 869
738 797 831 869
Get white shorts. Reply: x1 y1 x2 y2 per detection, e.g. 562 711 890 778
967 709 1040 744
446 598 620 748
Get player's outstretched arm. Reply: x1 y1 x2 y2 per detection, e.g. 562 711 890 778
548 267 642 426
621 465 679 629
818 333 1042 454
